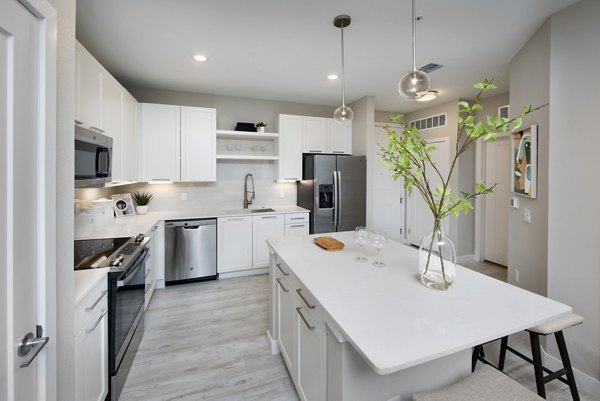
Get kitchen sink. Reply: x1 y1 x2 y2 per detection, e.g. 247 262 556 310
249 208 275 213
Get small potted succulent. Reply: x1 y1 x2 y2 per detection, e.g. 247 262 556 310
131 192 153 215
255 122 267 133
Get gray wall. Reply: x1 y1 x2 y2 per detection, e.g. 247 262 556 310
49 0 76 399
127 86 334 131
508 20 551 296
548 0 600 380
349 96 375 157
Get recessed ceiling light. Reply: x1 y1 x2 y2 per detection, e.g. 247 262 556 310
416 90 439 102
193 54 208 62
327 74 339 80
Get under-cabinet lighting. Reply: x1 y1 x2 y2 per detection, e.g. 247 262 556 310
193 54 209 62
148 180 173 185
327 74 339 80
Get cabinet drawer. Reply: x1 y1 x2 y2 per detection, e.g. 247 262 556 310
75 277 108 335
285 213 309 224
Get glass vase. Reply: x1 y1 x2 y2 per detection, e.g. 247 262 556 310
418 219 456 290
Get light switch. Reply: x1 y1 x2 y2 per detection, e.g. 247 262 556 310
181 193 188 201
523 208 531 223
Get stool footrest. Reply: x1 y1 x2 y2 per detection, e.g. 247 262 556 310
506 345 570 386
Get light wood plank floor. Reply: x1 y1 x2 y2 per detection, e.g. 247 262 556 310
121 273 597 401
120 275 299 401
461 259 508 282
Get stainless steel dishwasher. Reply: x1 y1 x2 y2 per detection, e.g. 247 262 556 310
164 219 217 285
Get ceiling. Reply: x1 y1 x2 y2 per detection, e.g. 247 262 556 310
76 0 579 113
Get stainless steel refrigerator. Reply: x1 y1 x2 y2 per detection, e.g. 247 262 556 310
297 154 366 234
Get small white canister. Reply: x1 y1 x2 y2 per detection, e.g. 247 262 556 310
92 198 115 225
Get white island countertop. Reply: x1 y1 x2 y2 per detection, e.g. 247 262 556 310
267 231 572 375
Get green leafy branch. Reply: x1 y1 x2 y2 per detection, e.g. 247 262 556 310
380 78 546 222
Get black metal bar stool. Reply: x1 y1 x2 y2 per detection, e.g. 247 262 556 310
498 313 583 400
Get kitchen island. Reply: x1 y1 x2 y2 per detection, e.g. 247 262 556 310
266 231 571 401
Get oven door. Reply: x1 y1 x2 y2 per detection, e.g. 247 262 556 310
109 247 148 374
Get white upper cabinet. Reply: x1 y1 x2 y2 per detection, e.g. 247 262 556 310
121 93 139 182
302 116 352 155
180 106 216 182
76 43 103 131
302 117 327 154
276 114 303 181
140 103 181 182
102 76 123 180
326 119 352 155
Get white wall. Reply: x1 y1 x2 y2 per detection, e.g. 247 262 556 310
48 0 76 399
508 20 551 296
548 0 600 381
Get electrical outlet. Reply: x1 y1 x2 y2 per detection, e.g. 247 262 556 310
279 190 285 199
181 193 188 201
523 208 531 223
515 269 520 284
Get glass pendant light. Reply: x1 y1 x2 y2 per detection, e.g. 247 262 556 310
398 0 431 99
333 15 354 123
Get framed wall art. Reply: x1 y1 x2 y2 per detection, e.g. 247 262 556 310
511 124 538 199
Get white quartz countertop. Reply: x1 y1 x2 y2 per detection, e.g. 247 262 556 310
75 205 309 240
267 231 572 375
74 267 110 305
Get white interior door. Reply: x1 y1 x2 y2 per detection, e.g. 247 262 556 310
407 138 450 246
484 136 510 266
1 0 55 400
372 125 404 241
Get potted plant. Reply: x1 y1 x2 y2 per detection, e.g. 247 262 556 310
380 78 545 290
131 192 154 215
255 122 267 133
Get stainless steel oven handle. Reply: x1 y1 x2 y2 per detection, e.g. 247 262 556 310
85 289 108 311
117 248 149 287
86 309 108 333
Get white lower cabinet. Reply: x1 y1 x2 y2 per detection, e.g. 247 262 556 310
295 296 327 401
217 216 253 273
74 278 108 401
285 222 309 237
145 224 158 309
253 214 284 268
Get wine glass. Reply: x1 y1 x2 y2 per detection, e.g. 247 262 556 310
371 232 387 267
354 226 369 262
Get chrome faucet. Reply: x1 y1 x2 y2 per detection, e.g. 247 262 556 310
244 173 255 209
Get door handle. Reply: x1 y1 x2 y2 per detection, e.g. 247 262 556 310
18 326 49 368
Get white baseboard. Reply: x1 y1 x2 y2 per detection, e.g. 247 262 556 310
219 267 269 279
266 330 279 355
457 254 476 264
543 349 600 397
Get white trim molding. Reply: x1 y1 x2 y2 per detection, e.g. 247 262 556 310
543 349 600 398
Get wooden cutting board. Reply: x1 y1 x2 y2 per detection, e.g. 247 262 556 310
313 237 345 252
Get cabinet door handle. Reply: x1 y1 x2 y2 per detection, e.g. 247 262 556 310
289 217 304 220
261 215 277 219
308 150 322 153
226 217 245 221
296 307 315 330
149 178 171 182
289 224 305 228
332 150 345 154
85 289 108 312
86 309 108 333
276 263 289 276
296 289 316 309
89 126 105 133
276 278 289 292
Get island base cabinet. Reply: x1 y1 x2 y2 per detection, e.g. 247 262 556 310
276 275 295 378
296 303 326 401
325 335 471 401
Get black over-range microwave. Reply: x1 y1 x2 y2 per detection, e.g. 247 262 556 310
75 125 112 188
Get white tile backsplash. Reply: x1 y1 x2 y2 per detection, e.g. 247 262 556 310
102 161 297 212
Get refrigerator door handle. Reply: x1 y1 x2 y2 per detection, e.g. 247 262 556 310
333 171 338 227
337 171 342 228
